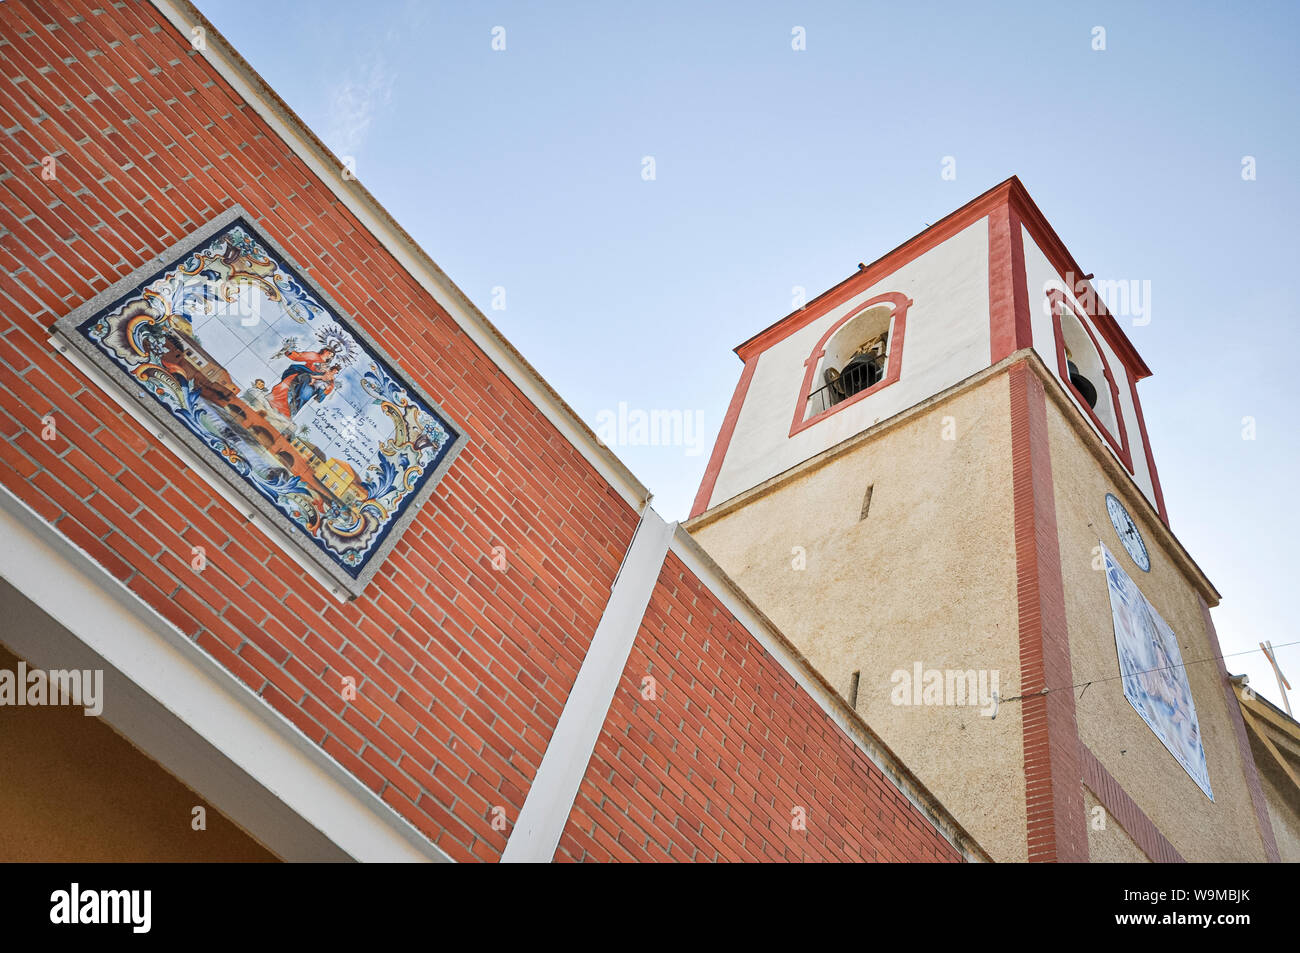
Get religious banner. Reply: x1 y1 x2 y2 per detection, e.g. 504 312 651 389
1102 543 1213 799
53 208 466 597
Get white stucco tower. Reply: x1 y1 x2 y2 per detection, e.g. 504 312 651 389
685 177 1284 864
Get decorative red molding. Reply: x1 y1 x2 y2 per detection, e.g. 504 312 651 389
1007 185 1152 382
695 175 1160 522
731 175 1151 383
1009 361 1089 863
689 355 758 518
1198 596 1281 863
691 177 1011 520
1127 375 1170 528
1047 289 1134 474
734 176 1150 381
1079 745 1184 863
735 180 1017 363
787 292 912 438
988 201 1031 363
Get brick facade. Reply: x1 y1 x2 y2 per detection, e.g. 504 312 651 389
0 0 973 862
0 0 641 863
557 552 964 863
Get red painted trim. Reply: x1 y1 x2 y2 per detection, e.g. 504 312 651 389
1047 289 1134 474
1008 185 1152 381
787 292 912 438
988 200 1031 363
1198 596 1281 863
689 355 758 518
1079 745 1185 862
1127 375 1170 528
735 179 1016 362
733 176 1151 385
1009 361 1089 863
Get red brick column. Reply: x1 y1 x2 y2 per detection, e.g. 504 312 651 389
988 200 1031 364
1009 361 1088 862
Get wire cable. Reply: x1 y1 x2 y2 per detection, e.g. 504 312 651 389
997 638 1298 705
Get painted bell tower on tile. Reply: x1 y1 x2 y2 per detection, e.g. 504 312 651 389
685 177 1281 863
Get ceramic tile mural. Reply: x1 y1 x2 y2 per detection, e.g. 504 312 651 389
1102 544 1213 800
54 209 465 596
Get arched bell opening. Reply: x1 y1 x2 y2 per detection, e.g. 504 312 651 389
1055 297 1120 438
806 305 893 418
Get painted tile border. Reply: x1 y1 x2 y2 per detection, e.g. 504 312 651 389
50 205 468 599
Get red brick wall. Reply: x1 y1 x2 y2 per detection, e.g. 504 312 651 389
0 0 639 862
556 551 965 862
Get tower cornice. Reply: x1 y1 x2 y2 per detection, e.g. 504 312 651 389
685 350 1218 606
734 177 1154 384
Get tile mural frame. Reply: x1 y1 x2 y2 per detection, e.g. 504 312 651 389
52 206 468 599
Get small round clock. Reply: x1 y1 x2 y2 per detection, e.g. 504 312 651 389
1106 492 1150 572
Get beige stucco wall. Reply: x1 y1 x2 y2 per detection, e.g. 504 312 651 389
689 372 1026 861
1245 727 1300 862
1261 770 1300 862
1046 395 1270 862
1084 787 1150 862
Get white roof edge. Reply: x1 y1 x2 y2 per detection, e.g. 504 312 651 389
0 482 450 863
150 0 650 511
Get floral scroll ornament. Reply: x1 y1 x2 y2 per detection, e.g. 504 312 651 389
60 210 465 594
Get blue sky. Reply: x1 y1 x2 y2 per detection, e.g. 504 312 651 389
198 0 1299 710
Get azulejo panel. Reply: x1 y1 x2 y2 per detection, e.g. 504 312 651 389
54 207 466 597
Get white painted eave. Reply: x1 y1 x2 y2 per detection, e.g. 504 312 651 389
0 483 450 863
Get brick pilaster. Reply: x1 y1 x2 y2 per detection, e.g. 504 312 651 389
1009 361 1088 862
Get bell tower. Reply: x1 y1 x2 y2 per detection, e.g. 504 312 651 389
684 177 1281 863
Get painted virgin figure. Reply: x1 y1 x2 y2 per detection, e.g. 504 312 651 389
270 347 337 419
